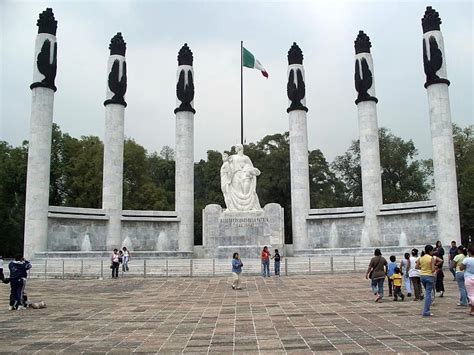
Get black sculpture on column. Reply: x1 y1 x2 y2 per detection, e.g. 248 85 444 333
354 31 377 105
175 43 195 114
287 42 308 113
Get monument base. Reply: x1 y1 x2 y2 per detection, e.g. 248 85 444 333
202 203 285 258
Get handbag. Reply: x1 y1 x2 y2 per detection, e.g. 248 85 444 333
368 256 381 279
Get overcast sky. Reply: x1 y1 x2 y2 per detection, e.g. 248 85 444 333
0 0 472 163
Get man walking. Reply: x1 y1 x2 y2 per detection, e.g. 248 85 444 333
8 256 31 310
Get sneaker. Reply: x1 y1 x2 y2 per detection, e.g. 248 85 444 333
375 295 382 302
393 298 397 302
17 305 25 310
232 285 235 290
8 306 14 311
439 291 444 298
422 312 433 317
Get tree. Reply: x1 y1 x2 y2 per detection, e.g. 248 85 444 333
453 124 474 244
332 127 432 205
0 141 28 256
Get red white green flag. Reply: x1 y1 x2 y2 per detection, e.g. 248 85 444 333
243 47 268 78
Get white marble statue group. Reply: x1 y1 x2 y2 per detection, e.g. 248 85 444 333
220 144 262 212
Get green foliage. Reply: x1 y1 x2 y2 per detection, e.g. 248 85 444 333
332 127 432 205
0 141 28 257
453 124 474 244
1 123 472 256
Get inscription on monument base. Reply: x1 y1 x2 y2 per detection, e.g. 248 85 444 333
202 203 284 258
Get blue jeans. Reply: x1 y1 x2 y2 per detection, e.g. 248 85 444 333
9 278 23 308
421 275 434 316
262 260 270 277
371 278 384 297
274 261 280 275
455 272 468 306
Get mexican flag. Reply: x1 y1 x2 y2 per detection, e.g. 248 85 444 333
243 47 268 78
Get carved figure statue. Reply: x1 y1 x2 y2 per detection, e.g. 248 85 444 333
220 145 262 211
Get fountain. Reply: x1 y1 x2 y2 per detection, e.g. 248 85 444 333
329 222 339 249
122 236 133 250
399 230 408 247
360 225 370 248
156 231 167 251
81 233 92 251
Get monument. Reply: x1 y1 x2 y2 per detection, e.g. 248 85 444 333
202 145 284 258
22 6 461 260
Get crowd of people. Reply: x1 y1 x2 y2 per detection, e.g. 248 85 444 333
365 241 474 317
110 247 131 278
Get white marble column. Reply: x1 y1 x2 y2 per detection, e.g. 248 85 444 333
287 43 310 252
422 7 461 245
24 8 58 259
175 44 195 252
354 31 382 246
102 33 127 251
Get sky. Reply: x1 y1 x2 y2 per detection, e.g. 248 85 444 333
0 0 472 163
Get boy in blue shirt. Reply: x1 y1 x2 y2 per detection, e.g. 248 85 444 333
232 252 243 290
387 255 397 297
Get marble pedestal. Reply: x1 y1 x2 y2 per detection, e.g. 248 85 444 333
202 203 284 258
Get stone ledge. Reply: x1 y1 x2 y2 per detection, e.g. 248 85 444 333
34 251 193 259
121 216 180 222
122 210 178 217
48 206 106 215
48 213 109 220
294 245 425 256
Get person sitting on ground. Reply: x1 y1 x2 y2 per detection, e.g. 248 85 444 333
232 252 243 290
391 267 405 301
366 249 388 303
460 244 474 316
387 255 397 297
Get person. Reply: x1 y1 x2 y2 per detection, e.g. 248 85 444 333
409 248 423 301
365 249 387 302
434 240 445 260
122 247 130 272
118 250 123 266
460 244 474 316
391 267 405 301
448 241 458 280
416 245 440 316
111 249 120 279
272 249 281 276
453 245 468 307
261 246 270 277
8 256 31 310
232 252 243 290
0 255 4 281
435 258 445 297
400 253 412 297
387 255 397 297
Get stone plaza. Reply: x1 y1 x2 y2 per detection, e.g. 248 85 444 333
1 274 473 354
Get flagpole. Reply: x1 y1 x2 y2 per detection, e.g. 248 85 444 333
240 40 243 145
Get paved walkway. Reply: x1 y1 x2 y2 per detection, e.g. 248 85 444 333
0 274 473 354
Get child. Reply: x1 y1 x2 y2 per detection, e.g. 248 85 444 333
391 267 405 301
387 255 397 297
272 249 281 276
435 259 445 297
232 252 243 290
